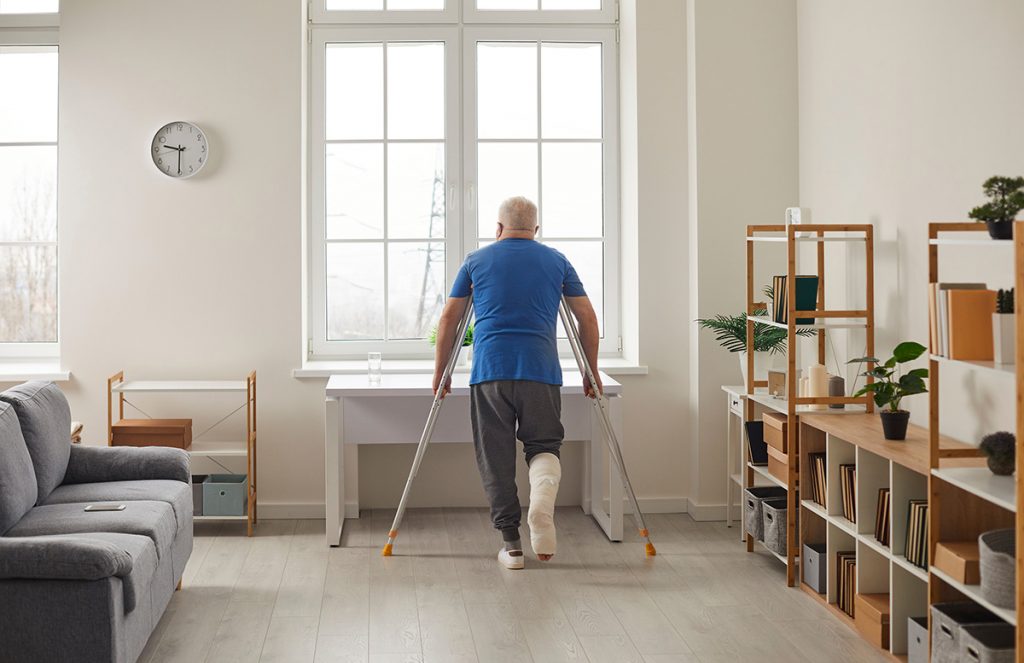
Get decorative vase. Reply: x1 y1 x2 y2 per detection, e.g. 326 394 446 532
986 220 1013 240
737 351 771 387
880 410 910 441
993 313 1015 365
828 375 846 409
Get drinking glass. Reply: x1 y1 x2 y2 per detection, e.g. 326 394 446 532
368 352 382 384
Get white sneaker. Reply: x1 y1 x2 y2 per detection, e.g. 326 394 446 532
498 548 525 570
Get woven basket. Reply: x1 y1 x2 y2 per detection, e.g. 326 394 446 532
979 529 1016 609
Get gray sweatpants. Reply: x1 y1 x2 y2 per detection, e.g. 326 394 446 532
470 380 564 542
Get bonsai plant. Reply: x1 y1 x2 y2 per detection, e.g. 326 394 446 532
968 175 1024 240
980 431 1016 476
849 341 928 440
994 288 1015 364
428 323 474 365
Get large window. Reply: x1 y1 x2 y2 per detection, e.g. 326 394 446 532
309 1 617 359
0 41 58 356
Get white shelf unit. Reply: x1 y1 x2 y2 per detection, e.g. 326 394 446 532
930 354 1015 376
746 315 867 331
747 235 867 244
107 370 258 536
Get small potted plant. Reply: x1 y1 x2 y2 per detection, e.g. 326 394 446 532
993 288 1015 365
980 431 1016 476
428 323 473 365
968 175 1024 240
849 341 928 440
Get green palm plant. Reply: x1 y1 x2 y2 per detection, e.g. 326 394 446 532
428 323 473 347
696 286 816 354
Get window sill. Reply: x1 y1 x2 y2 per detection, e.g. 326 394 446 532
293 357 648 378
0 361 70 383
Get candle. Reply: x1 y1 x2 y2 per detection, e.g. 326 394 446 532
809 363 828 411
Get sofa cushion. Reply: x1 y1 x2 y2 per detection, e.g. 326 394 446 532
5 500 177 559
0 382 72 504
0 402 39 536
45 480 192 531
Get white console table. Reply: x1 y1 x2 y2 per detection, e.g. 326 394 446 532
324 372 624 547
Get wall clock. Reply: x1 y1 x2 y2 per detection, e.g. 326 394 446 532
151 121 208 178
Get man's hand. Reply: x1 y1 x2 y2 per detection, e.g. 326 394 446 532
565 295 601 399
432 371 452 399
583 372 603 399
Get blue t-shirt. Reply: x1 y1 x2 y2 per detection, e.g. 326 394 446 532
450 239 586 386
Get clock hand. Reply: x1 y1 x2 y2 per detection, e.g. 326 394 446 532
177 146 181 175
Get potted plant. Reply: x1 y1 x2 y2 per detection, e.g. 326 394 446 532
428 323 473 366
968 175 1024 240
980 431 1015 476
993 288 1015 365
849 341 928 440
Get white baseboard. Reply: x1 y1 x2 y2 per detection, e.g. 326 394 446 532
686 498 742 522
254 502 327 519
257 499 689 520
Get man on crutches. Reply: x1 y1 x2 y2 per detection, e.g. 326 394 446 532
432 196 602 570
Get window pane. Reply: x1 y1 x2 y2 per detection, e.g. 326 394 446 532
0 47 58 143
477 42 536 139
0 0 58 13
326 0 382 9
541 43 602 139
387 42 444 140
326 43 383 140
541 143 602 238
388 143 444 240
326 143 383 240
478 143 537 237
0 245 56 343
0 146 57 242
545 240 603 335
477 0 537 8
388 0 444 9
327 243 384 340
388 242 444 339
542 0 600 8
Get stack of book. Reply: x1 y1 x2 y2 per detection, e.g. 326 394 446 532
874 488 890 547
808 453 827 507
928 283 996 360
839 464 856 523
905 500 929 568
771 275 820 325
836 551 857 617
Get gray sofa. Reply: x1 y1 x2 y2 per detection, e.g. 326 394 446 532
0 381 192 663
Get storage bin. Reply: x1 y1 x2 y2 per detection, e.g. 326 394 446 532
960 623 1016 663
979 529 1016 609
762 497 791 556
743 485 786 542
907 616 928 663
111 418 192 449
931 602 1001 663
855 593 890 650
766 445 791 484
762 412 788 453
191 474 209 516
803 543 827 593
202 474 248 516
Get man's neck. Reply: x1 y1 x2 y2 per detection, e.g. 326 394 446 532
497 232 535 241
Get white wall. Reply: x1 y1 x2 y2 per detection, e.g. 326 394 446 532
797 0 1024 441
0 0 699 517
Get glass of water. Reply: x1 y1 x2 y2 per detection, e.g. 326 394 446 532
367 352 382 384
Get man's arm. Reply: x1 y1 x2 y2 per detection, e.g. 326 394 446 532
565 295 602 398
432 295 470 398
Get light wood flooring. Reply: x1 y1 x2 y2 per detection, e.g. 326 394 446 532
139 508 889 663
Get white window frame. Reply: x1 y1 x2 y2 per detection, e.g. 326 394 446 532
0 23 59 360
462 0 616 25
311 0 457 25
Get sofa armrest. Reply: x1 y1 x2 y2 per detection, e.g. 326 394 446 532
63 445 190 485
0 536 132 581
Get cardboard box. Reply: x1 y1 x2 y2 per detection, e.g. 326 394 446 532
766 444 793 485
933 541 981 585
763 412 789 453
855 593 891 650
112 418 192 449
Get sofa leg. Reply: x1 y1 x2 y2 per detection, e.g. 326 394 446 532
176 579 182 591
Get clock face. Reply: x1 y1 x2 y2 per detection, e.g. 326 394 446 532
151 122 208 178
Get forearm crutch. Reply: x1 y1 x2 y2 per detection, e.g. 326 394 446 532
558 295 656 557
382 295 474 556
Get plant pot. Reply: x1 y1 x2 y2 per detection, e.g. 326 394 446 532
993 313 1015 365
880 410 910 441
738 351 771 387
456 345 471 366
986 220 1013 240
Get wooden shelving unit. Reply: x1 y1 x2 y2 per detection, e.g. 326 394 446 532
745 224 876 586
926 221 1022 660
107 370 258 536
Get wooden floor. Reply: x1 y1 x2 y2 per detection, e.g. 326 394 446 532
140 508 889 663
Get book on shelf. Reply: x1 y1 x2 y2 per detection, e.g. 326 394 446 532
874 488 890 547
929 283 986 357
836 551 857 617
839 464 856 523
808 453 827 507
904 500 928 568
947 289 996 360
744 421 769 465
772 275 820 325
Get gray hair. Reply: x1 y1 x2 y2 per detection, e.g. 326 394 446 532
498 196 538 231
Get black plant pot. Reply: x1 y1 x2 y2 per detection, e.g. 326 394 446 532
986 220 1013 240
880 410 910 440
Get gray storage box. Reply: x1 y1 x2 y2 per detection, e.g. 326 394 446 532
931 602 1001 663
960 623 1016 663
203 474 248 516
907 616 928 663
980 529 1016 609
762 498 790 556
191 474 209 516
803 543 827 593
743 485 786 542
